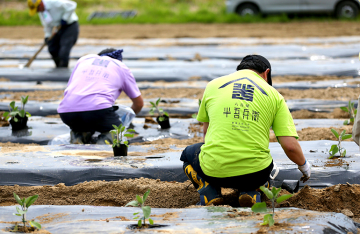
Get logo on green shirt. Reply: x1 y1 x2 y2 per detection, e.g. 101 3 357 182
232 83 254 101
219 77 268 97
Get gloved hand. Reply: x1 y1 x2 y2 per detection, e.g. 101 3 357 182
60 19 67 26
298 160 311 183
44 37 49 44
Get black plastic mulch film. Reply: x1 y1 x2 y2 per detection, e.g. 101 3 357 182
0 140 359 188
0 205 358 233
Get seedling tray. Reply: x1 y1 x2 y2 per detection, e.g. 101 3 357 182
0 206 357 233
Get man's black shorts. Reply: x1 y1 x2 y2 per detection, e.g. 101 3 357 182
180 142 274 191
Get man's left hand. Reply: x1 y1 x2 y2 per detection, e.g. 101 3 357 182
298 160 311 183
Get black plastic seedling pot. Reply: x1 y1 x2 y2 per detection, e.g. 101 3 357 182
128 224 169 230
156 116 170 129
10 115 28 131
281 180 300 193
113 144 128 157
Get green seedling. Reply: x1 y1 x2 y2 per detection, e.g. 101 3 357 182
3 96 31 122
251 186 293 227
149 98 169 122
329 129 352 158
12 192 41 231
125 190 154 228
105 123 135 147
341 100 357 125
192 99 202 119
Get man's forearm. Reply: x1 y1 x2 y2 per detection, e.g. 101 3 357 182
130 95 144 115
131 104 142 114
278 136 306 166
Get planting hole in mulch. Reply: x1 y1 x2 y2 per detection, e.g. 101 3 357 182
84 159 103 163
6 226 38 233
145 156 165 159
5 161 19 164
324 158 349 167
127 224 169 230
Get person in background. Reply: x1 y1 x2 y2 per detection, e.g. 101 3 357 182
180 55 311 206
57 48 144 144
27 0 79 68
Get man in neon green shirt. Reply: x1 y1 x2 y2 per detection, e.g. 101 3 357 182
180 55 311 206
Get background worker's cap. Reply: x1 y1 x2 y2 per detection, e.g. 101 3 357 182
242 55 272 86
28 0 42 16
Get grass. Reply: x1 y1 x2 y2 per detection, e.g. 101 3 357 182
0 0 359 26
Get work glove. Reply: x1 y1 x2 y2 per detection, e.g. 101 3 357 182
44 37 49 44
60 19 67 26
298 160 311 183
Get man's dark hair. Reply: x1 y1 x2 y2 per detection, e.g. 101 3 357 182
237 55 272 86
98 48 117 56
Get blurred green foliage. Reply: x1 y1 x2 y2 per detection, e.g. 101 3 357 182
0 0 359 26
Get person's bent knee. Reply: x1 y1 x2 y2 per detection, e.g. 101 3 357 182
180 142 204 162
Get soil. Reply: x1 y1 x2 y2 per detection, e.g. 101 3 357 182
278 87 360 101
132 136 204 148
135 125 353 145
2 224 50 234
0 90 64 102
0 111 9 127
324 158 349 167
273 75 356 83
2 86 359 103
1 180 360 220
2 21 360 39
279 184 360 220
0 178 198 208
296 126 353 141
291 108 349 119
0 144 45 153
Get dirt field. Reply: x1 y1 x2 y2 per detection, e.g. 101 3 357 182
1 21 360 39
1 20 360 228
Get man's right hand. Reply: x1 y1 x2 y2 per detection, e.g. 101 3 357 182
298 160 311 183
44 37 49 44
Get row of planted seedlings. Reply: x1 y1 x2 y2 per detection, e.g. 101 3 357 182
1 93 356 159
0 93 356 159
108 98 171 156
8 187 298 231
9 189 158 232
1 97 169 231
1 95 358 231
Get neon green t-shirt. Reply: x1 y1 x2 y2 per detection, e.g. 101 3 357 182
197 69 298 178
